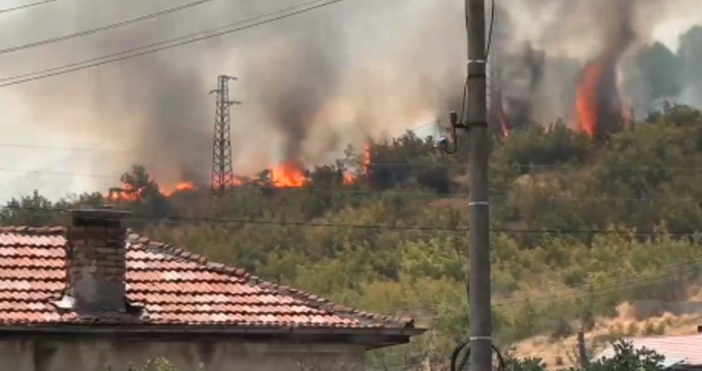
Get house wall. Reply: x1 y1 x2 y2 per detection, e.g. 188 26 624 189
0 339 365 371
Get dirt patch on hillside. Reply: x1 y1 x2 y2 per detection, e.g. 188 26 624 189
510 285 702 369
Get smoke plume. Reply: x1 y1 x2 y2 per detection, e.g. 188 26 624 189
0 0 701 199
490 0 702 137
246 19 343 163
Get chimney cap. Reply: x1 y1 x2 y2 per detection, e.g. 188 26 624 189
69 207 131 220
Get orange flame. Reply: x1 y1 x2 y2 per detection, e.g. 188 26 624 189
342 172 355 185
362 143 370 171
340 143 371 185
104 180 198 200
575 62 605 137
161 182 195 196
499 111 509 137
270 162 306 187
103 186 138 202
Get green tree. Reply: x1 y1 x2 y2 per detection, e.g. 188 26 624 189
505 340 666 371
0 190 62 226
114 165 171 225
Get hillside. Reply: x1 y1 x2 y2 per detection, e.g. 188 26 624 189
4 104 702 367
512 286 702 369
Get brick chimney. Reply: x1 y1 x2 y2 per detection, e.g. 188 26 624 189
67 207 130 313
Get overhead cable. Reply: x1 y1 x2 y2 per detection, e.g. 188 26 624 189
0 0 57 15
0 0 217 56
0 0 347 87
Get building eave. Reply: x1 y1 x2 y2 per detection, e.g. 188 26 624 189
0 324 426 349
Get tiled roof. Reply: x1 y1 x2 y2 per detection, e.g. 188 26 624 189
597 334 702 365
0 226 416 330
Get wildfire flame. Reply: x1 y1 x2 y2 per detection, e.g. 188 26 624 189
341 143 371 185
105 144 372 196
270 162 306 187
104 187 138 202
361 143 370 169
342 172 355 185
104 180 196 201
162 182 195 196
575 61 605 137
499 111 510 138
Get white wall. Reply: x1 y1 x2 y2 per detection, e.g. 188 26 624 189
0 339 365 371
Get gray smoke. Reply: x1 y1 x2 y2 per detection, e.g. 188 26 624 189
245 18 343 163
623 42 682 115
499 41 545 129
677 26 702 107
0 0 700 199
0 0 466 192
491 0 702 133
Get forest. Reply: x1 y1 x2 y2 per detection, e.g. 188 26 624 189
4 103 702 368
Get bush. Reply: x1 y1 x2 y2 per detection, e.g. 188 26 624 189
506 340 666 371
106 358 203 371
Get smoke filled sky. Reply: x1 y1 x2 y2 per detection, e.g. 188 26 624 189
0 0 700 202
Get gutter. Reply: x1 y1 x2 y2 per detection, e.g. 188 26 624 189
0 324 426 337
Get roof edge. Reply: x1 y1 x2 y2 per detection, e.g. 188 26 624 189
127 232 418 330
0 226 65 235
0 324 426 337
0 324 426 349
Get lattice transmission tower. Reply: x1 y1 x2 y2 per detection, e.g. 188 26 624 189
209 75 241 201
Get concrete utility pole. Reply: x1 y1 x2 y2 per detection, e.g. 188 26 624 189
577 331 589 367
466 0 491 370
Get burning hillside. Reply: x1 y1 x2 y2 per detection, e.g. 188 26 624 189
575 62 605 137
104 180 196 201
3 0 700 201
267 143 370 188
573 0 635 139
484 0 702 142
104 143 372 200
269 162 307 187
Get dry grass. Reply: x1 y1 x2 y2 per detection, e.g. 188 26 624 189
508 286 702 370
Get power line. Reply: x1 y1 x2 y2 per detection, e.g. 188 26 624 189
0 0 57 15
0 166 116 179
1 204 467 231
4 165 702 203
397 257 702 314
0 0 347 88
0 143 131 153
496 260 702 307
2 204 702 236
5 141 702 172
0 0 216 56
0 165 700 201
367 162 702 171
0 119 437 153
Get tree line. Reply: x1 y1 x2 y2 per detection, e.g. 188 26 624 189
5 104 702 366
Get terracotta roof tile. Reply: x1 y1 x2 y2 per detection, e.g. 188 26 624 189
0 228 416 330
598 334 702 365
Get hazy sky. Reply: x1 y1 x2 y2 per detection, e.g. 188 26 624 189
0 0 699 203
655 17 702 51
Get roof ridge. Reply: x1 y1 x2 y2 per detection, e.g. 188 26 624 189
0 226 65 235
125 231 415 329
628 333 702 340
